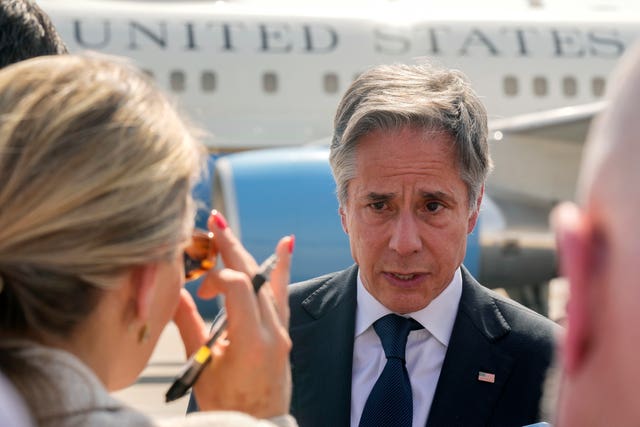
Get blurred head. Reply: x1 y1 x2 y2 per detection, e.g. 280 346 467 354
0 54 205 388
0 0 67 68
330 63 491 313
553 44 640 426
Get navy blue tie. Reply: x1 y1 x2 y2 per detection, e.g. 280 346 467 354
359 314 424 427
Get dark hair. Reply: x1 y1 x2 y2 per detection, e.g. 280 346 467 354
0 0 68 69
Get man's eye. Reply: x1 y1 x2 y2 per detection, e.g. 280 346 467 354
426 202 442 212
369 201 386 211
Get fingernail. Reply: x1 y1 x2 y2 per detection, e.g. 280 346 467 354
288 235 295 254
212 211 227 230
196 283 206 299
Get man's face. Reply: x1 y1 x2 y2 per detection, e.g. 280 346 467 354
340 126 480 314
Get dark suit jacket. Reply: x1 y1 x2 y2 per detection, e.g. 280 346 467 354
289 264 559 427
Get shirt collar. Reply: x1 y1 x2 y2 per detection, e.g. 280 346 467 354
355 267 463 347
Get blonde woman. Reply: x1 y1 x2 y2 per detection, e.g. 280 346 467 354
0 53 296 427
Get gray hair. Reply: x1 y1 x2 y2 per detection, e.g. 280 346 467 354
330 62 492 210
0 53 206 338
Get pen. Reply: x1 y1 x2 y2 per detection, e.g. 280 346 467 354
165 253 279 402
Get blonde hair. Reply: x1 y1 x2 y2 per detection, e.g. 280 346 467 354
0 53 206 337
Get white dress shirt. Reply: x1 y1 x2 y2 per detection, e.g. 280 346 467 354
350 268 463 427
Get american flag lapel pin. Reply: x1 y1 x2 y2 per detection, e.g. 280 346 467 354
478 371 495 383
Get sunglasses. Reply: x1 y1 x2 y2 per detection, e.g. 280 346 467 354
183 229 218 281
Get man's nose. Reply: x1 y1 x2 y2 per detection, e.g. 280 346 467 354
388 212 422 255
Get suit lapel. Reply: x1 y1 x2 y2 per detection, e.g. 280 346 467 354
290 266 358 427
426 267 514 427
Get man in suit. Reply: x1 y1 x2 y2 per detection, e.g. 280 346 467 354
289 63 559 427
551 44 640 427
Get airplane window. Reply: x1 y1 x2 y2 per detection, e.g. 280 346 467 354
263 72 278 93
592 77 606 97
533 76 548 97
324 73 339 94
202 71 216 92
170 70 186 92
503 75 518 96
562 76 577 97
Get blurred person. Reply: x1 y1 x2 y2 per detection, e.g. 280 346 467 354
0 0 67 68
0 371 33 427
287 63 559 427
552 44 640 427
0 53 295 427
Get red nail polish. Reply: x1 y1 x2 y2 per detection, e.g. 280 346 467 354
213 212 227 230
288 235 295 254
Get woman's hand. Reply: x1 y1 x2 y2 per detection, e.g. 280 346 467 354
173 210 294 418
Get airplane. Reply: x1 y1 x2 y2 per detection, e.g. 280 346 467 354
39 0 639 151
39 0 640 204
38 0 640 316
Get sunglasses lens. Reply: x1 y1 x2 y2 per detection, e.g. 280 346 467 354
184 230 216 281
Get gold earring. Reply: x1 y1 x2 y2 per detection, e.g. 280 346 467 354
138 323 150 344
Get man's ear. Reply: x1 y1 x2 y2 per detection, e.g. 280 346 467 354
467 185 484 234
129 264 158 322
339 206 348 234
553 202 595 375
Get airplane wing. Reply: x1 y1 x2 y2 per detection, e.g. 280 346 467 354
489 101 606 144
478 102 606 298
486 101 607 205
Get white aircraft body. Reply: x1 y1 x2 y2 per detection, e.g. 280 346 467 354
36 0 640 309
38 3 636 139
38 0 640 205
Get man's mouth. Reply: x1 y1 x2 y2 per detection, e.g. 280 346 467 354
390 272 417 280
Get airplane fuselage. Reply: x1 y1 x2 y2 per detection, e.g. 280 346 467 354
41 1 640 150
